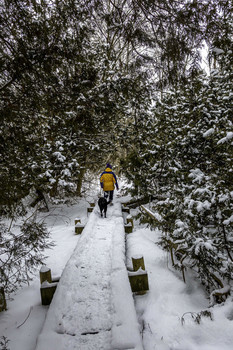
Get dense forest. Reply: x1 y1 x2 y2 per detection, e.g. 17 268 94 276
0 0 232 301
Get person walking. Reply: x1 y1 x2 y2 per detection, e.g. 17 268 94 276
100 163 119 204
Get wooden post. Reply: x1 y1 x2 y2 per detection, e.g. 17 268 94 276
132 256 145 271
40 266 52 284
122 206 130 213
39 266 60 305
87 207 93 214
0 287 7 312
128 256 149 294
75 218 81 225
90 202 95 207
126 214 134 229
124 222 133 234
40 281 58 305
75 223 84 235
128 269 149 294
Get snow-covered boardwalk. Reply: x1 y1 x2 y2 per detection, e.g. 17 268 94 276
35 201 143 350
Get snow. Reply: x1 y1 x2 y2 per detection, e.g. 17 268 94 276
40 266 50 273
128 268 148 277
41 281 57 289
188 169 205 184
61 169 71 177
142 206 162 222
126 226 233 350
196 200 211 212
36 201 142 350
75 222 83 227
223 214 233 225
210 286 231 307
218 194 229 203
0 196 233 350
211 47 224 55
53 152 66 162
203 128 215 138
194 239 214 254
175 220 186 228
217 131 233 144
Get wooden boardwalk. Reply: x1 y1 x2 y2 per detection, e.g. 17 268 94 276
35 201 143 350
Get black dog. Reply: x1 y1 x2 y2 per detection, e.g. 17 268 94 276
98 197 108 218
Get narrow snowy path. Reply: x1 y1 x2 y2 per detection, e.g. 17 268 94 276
35 200 143 350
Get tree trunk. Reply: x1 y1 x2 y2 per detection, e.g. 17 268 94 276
76 167 85 197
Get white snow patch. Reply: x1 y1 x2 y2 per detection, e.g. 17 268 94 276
203 128 215 138
223 214 233 226
217 131 233 144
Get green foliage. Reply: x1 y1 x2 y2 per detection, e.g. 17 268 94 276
1 0 233 297
0 0 151 212
156 46 233 293
0 336 10 350
0 218 53 294
124 33 233 296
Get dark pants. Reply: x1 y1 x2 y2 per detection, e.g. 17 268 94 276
104 190 113 202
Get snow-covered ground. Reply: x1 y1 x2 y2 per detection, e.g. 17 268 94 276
126 222 233 350
0 195 233 350
0 197 90 350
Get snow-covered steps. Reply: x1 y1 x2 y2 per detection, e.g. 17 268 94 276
35 200 143 350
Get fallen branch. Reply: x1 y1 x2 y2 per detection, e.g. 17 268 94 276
181 310 213 325
16 306 33 329
210 272 224 289
123 197 150 208
140 205 162 223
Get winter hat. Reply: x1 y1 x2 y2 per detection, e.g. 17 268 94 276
106 163 112 169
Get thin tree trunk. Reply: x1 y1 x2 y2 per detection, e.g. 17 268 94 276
76 167 86 197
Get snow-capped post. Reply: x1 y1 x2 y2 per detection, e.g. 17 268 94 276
126 214 134 229
0 287 7 312
75 223 84 235
75 218 84 234
132 255 145 271
40 265 52 284
124 222 133 234
87 207 94 214
75 218 81 225
128 255 149 294
39 266 60 305
128 269 149 294
40 281 58 306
